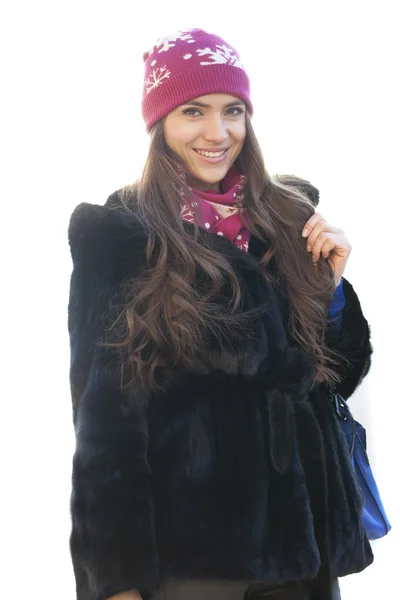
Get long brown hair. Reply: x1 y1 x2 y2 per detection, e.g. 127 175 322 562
108 113 340 394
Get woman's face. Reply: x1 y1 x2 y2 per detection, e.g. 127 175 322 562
163 93 247 191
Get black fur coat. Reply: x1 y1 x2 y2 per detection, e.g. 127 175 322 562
68 183 373 600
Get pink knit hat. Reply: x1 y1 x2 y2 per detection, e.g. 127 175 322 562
141 29 253 132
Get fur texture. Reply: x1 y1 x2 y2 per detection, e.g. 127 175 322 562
68 185 373 600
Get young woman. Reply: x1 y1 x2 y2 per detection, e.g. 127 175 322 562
68 29 373 600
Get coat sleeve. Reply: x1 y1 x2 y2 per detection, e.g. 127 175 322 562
68 202 159 600
325 277 372 399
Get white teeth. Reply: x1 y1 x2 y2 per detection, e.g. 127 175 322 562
195 149 226 158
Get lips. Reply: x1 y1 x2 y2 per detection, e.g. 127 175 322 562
192 148 230 166
193 148 228 158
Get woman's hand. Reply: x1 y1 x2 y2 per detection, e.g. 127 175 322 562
107 590 143 600
302 213 352 285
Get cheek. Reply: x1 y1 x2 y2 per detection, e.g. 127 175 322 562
231 125 246 157
164 116 201 148
232 121 246 146
163 118 185 154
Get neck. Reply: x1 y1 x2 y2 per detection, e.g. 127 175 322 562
188 177 222 193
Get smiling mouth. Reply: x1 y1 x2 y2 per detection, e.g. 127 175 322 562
193 149 228 158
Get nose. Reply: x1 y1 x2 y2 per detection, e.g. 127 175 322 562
202 114 228 144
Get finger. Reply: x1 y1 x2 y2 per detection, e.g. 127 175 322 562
311 233 336 264
306 220 328 249
320 237 337 260
306 222 343 249
302 212 326 237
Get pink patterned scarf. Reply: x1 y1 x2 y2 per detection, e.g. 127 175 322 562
180 166 251 252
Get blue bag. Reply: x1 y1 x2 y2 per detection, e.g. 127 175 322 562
333 393 391 540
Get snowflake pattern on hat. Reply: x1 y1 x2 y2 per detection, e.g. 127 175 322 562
197 45 245 69
145 66 171 95
144 36 245 95
148 30 196 56
146 29 245 74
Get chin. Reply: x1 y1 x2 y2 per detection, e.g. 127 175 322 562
198 166 230 183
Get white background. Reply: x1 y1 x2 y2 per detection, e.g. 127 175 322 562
1 1 398 598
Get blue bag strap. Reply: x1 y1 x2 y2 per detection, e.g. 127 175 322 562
332 394 357 456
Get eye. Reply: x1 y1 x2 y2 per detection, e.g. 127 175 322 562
182 108 203 117
226 106 245 116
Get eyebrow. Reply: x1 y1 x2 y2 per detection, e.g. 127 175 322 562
183 100 246 109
